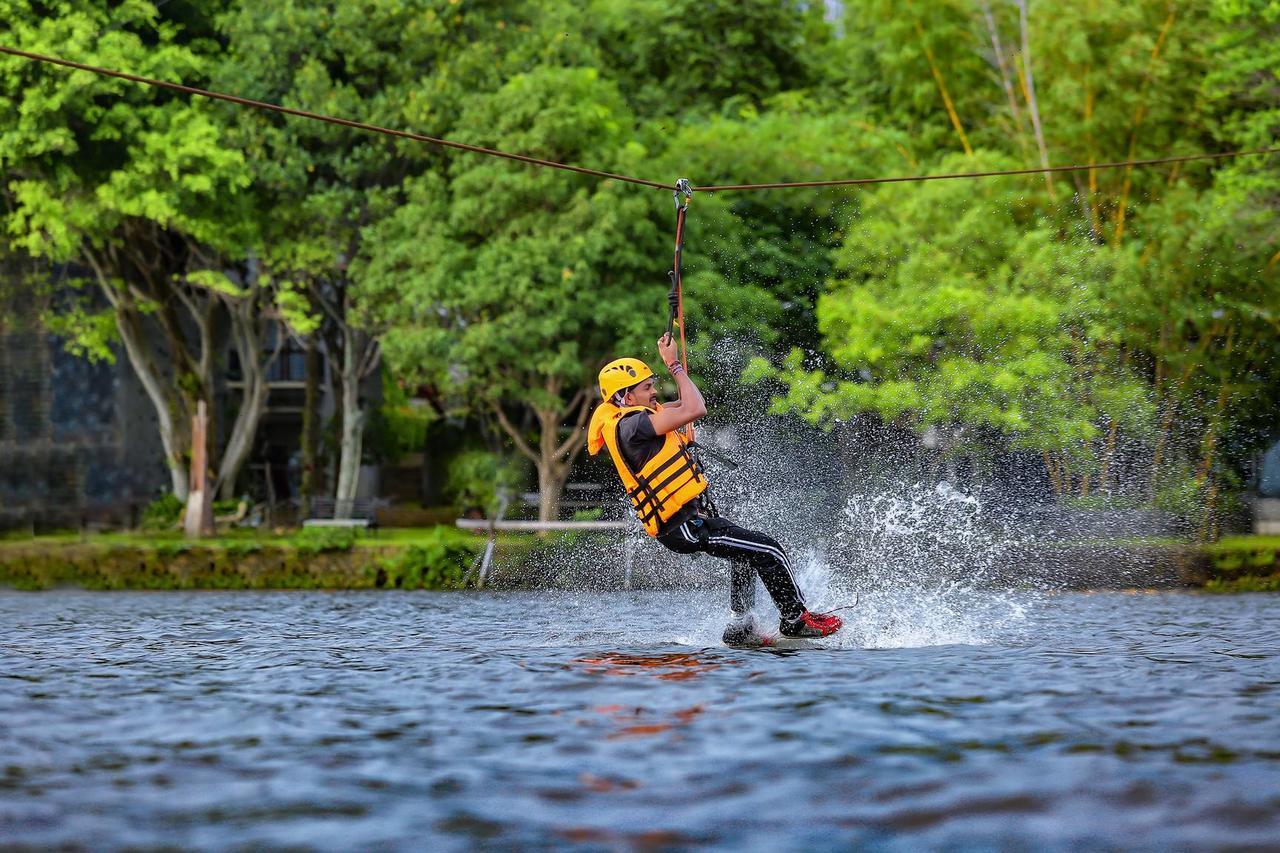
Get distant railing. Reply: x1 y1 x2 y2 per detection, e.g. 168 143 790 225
455 518 627 532
304 497 377 528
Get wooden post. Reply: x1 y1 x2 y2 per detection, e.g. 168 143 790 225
184 400 215 538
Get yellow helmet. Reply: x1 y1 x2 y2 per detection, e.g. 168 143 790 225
598 357 653 401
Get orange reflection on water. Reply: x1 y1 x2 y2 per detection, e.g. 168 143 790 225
572 651 732 682
558 826 696 847
569 653 724 741
609 704 705 740
578 772 640 792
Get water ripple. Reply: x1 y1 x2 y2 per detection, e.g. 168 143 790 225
1 589 1278 848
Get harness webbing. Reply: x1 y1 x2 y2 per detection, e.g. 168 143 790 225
628 447 705 520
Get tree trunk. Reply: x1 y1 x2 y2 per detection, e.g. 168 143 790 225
333 329 368 518
1042 450 1063 499
1194 379 1232 488
218 383 266 501
1096 420 1119 494
217 313 270 501
94 264 191 500
210 260 279 502
184 400 215 538
1150 375 1183 496
536 459 567 524
491 384 594 528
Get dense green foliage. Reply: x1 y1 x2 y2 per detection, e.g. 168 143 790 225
751 0 1280 537
1 0 1277 535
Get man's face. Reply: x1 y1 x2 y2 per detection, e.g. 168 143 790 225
623 377 658 409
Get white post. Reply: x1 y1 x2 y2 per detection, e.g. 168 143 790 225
623 532 634 590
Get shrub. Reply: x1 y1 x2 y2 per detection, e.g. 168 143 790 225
140 493 184 530
1205 574 1280 593
224 540 264 558
292 526 358 554
446 450 526 517
377 528 478 589
213 499 244 516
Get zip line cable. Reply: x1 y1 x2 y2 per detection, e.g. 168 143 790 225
695 147 1280 191
2 45 1278 194
0 45 671 190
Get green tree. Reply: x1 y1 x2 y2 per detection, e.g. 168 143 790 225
355 66 663 522
213 0 525 514
757 153 1152 497
652 96 912 358
0 0 277 501
540 0 829 117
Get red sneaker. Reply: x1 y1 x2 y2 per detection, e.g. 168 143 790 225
780 610 843 639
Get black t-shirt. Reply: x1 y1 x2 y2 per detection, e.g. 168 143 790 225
617 411 663 474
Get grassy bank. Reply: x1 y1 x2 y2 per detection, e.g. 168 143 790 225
1200 535 1280 593
2 528 1278 593
0 527 490 591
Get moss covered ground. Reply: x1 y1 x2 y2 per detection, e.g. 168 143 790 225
0 526 496 591
2 529 1278 593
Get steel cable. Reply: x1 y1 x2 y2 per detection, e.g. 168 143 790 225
694 148 1280 192
1 44 1277 193
0 45 671 190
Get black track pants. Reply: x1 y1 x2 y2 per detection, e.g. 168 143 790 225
657 515 806 622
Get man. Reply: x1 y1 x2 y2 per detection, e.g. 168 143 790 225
588 333 843 644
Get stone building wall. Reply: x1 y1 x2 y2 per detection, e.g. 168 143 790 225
0 311 166 531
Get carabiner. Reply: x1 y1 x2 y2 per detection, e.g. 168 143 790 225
673 177 692 211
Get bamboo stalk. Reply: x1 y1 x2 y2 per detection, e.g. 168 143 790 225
1084 84 1102 239
1042 449 1063 497
1197 474 1219 542
909 6 974 156
1194 382 1232 486
1150 354 1199 497
977 0 1031 159
1112 4 1178 244
1081 0 1101 234
1014 0 1056 199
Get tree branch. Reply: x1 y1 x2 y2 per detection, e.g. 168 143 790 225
553 387 593 462
490 402 539 465
358 334 380 378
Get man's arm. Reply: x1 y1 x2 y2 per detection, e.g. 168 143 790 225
649 333 706 435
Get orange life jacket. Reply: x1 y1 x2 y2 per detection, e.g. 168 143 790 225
587 402 707 536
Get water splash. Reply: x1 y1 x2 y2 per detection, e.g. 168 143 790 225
826 481 1031 649
509 335 1035 650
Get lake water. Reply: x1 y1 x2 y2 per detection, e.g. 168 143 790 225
2 589 1278 849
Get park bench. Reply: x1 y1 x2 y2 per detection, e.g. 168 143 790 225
303 497 377 529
